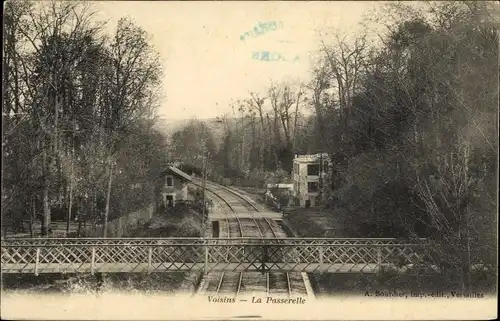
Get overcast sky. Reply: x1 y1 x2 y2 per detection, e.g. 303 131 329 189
94 1 384 120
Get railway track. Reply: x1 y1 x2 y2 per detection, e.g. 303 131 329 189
195 181 311 300
205 182 258 212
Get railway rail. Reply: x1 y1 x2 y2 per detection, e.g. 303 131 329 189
195 181 311 300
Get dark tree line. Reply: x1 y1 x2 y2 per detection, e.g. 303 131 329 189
2 1 168 237
311 2 498 290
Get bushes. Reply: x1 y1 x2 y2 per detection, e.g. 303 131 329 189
128 209 201 237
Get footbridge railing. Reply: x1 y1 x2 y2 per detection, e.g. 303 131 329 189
1 238 429 275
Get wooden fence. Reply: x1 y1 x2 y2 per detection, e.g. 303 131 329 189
80 204 154 237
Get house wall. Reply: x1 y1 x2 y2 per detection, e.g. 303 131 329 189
293 161 318 207
160 173 189 207
292 154 329 207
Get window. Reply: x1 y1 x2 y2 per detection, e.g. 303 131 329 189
307 182 319 193
307 164 320 176
166 175 174 187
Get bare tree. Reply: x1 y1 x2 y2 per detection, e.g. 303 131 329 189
3 1 165 238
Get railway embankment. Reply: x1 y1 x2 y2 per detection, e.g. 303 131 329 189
285 208 345 237
126 211 201 237
1 271 201 295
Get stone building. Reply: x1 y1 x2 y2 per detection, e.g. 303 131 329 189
158 166 192 209
292 153 330 207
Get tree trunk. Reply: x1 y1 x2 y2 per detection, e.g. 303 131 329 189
30 196 35 238
66 144 75 235
42 149 51 236
463 211 472 291
91 188 96 229
77 219 82 237
240 131 245 172
257 110 266 171
103 159 114 237
292 93 301 149
318 153 323 205
43 181 50 237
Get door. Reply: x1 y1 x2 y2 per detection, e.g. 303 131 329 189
166 195 174 208
305 199 311 208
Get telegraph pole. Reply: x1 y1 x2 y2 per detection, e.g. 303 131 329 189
201 149 208 237
318 153 323 205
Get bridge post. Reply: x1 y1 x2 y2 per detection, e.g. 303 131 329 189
319 247 324 274
377 247 382 274
91 247 96 275
204 246 209 273
148 247 153 273
34 248 40 276
261 245 269 274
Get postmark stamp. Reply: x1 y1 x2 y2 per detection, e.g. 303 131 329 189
251 51 300 62
240 21 284 41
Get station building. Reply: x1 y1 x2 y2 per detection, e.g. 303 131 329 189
158 166 192 209
292 153 330 207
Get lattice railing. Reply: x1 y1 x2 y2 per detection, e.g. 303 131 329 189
1 238 427 275
1 237 425 246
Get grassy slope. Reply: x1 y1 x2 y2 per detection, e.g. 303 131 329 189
286 207 349 237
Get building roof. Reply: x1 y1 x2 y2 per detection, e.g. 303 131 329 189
267 183 294 189
293 153 329 163
163 166 192 181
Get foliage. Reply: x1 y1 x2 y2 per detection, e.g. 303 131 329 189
2 1 167 236
308 1 498 290
129 215 201 237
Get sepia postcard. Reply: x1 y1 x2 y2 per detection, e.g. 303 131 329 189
1 1 498 320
